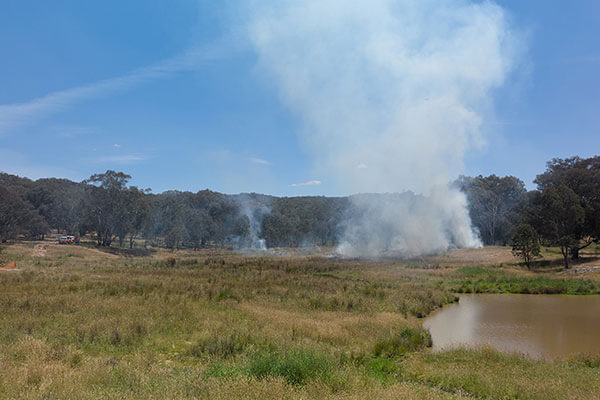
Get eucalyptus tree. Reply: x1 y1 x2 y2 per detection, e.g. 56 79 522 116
534 156 600 259
456 175 526 245
84 170 133 246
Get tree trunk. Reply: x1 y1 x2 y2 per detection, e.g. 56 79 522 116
561 246 570 269
101 231 113 247
571 247 580 260
491 207 497 246
571 239 596 260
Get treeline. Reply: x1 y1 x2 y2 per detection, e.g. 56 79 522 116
0 170 345 250
459 156 600 268
1 156 599 265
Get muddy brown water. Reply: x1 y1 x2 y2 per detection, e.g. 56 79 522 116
423 294 600 360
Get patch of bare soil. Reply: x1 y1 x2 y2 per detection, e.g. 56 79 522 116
34 242 120 260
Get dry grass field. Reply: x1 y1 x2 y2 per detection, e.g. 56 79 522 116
0 241 599 399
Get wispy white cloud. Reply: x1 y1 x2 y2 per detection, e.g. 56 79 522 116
290 180 321 187
247 157 271 165
0 45 225 136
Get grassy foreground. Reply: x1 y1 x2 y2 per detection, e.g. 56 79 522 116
0 242 599 399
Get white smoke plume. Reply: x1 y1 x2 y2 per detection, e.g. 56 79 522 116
241 203 268 250
234 194 271 251
242 0 520 257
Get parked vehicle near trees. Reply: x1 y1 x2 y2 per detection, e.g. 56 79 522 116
58 235 79 244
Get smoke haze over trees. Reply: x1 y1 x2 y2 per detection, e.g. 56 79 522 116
0 154 599 265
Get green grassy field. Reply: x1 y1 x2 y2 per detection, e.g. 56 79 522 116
0 242 599 399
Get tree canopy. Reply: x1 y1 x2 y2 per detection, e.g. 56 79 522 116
534 156 600 259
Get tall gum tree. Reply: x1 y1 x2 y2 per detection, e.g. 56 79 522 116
534 156 600 259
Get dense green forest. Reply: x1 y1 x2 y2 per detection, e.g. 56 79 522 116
1 156 599 267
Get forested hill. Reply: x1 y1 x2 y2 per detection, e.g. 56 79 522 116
1 156 599 263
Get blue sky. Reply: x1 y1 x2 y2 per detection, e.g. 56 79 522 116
1 0 599 195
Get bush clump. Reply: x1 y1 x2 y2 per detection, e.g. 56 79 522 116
189 332 252 358
373 327 432 358
248 348 333 385
366 357 401 381
204 362 243 379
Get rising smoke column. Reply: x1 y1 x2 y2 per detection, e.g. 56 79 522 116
236 194 271 250
243 0 520 257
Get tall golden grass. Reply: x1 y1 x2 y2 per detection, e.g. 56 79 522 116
0 241 598 399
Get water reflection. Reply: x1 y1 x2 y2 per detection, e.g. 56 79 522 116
423 294 600 359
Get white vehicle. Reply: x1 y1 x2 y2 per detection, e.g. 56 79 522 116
58 235 79 244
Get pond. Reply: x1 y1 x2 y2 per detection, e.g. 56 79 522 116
423 294 600 360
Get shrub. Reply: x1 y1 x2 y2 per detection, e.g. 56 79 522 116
512 223 541 270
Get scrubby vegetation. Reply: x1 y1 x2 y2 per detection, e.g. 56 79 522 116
1 242 600 399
